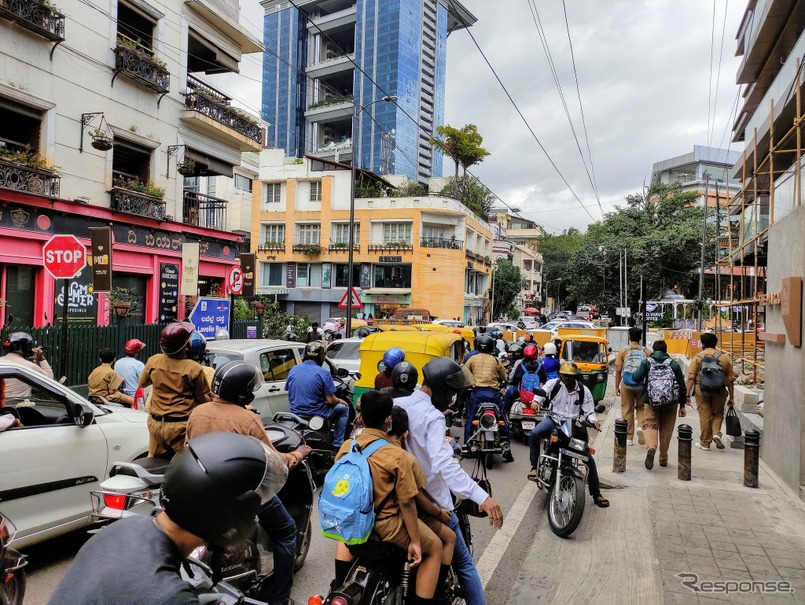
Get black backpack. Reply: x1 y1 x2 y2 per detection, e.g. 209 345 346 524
697 352 725 392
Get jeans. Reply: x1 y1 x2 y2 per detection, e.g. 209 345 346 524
325 403 350 447
257 495 297 605
465 388 509 444
502 386 519 417
447 512 485 605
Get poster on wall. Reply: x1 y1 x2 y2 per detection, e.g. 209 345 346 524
54 268 97 325
159 263 180 322
181 242 200 296
321 262 332 289
360 264 371 289
286 262 296 289
89 227 113 293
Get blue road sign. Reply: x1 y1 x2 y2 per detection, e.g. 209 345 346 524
189 297 231 339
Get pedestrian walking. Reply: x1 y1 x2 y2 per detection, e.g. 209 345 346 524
614 327 652 446
685 332 735 451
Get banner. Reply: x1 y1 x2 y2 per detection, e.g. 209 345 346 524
159 263 180 322
54 268 97 324
89 227 113 293
239 253 256 298
181 242 200 296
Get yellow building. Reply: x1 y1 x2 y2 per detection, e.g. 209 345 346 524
251 151 493 323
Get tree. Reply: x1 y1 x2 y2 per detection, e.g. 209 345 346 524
258 298 311 340
430 124 490 178
491 260 522 320
439 175 496 218
538 229 586 309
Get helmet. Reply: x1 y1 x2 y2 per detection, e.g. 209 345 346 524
355 327 371 338
4 332 33 357
559 361 580 375
543 342 557 356
214 328 230 340
391 361 418 391
382 348 405 374
421 357 473 411
160 433 288 548
212 361 261 406
124 339 146 355
490 330 503 340
476 334 495 354
160 322 194 357
187 331 207 362
304 341 326 365
523 344 538 360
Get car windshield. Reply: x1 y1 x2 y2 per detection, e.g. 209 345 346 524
328 342 361 359
209 352 244 369
543 322 563 330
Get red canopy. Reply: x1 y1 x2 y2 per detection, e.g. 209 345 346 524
523 307 539 314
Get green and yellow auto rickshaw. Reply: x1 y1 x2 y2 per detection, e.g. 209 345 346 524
557 334 610 402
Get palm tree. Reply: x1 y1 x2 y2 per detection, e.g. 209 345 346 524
429 123 490 178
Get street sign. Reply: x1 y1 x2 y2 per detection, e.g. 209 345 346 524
227 266 244 295
189 297 231 339
338 287 363 310
42 234 87 280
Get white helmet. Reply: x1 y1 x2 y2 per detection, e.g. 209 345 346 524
543 342 557 356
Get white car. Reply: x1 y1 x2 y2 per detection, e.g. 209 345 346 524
516 317 539 330
545 320 597 339
487 322 518 333
0 362 149 549
325 338 363 374
432 319 465 328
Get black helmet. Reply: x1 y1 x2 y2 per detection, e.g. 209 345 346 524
391 361 418 392
212 361 261 406
355 326 371 338
4 332 33 357
422 357 474 411
476 334 495 354
160 433 288 548
160 321 194 357
304 341 326 365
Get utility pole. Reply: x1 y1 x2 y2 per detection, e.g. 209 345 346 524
714 179 721 330
619 249 624 326
640 274 647 346
698 173 710 331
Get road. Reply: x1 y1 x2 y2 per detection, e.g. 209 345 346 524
24 389 615 604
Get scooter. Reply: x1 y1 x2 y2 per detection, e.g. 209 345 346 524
509 390 546 445
0 513 26 605
462 399 507 468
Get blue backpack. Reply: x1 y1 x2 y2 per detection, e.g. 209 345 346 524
622 346 647 387
519 362 541 394
319 438 390 545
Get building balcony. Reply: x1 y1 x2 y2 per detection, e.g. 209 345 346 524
308 4 356 31
114 43 170 94
292 244 323 256
368 242 414 252
304 97 354 122
0 156 60 198
328 240 359 252
258 241 285 252
0 0 65 42
183 190 227 230
420 237 463 250
110 186 166 220
181 76 263 152
306 53 355 80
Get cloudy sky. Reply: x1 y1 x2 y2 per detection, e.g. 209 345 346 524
228 0 746 233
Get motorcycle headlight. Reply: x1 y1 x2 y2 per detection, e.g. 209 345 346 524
569 437 587 451
596 373 605 382
480 413 496 430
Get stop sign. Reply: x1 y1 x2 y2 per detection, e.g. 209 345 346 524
42 235 87 280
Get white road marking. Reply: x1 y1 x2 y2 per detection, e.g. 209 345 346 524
476 480 539 588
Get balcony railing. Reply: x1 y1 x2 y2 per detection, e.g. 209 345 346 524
114 44 170 93
368 242 414 252
110 186 166 220
420 237 463 250
329 240 359 252
258 241 285 252
0 0 65 42
186 76 262 145
0 157 60 198
465 250 482 262
183 190 227 230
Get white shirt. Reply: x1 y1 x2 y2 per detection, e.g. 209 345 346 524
543 377 597 424
394 389 488 509
3 352 54 398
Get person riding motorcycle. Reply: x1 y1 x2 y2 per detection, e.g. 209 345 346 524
526 361 609 508
385 360 419 400
393 358 503 605
2 332 53 398
502 343 547 421
542 342 561 380
115 339 146 397
374 347 405 390
138 322 213 458
48 432 288 604
489 330 507 355
463 335 512 461
285 341 350 447
187 361 311 605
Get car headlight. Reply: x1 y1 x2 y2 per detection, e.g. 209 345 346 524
569 437 586 452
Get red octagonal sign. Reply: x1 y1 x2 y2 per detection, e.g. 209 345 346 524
42 235 87 280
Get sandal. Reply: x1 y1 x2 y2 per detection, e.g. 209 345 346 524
527 468 538 482
593 495 610 508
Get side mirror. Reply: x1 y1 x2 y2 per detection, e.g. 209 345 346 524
594 404 606 414
308 416 325 431
608 347 613 353
75 402 95 428
337 367 349 378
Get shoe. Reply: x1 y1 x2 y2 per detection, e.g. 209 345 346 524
636 428 645 445
626 439 635 446
645 448 656 470
659 460 668 467
502 450 514 463
713 435 725 449
694 442 711 451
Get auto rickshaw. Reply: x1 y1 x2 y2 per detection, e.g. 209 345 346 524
353 332 464 400
557 334 610 402
413 323 475 349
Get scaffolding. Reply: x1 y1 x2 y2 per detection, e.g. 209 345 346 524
717 59 803 385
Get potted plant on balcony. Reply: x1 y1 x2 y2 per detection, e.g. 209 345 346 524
90 129 114 151
295 243 322 257
113 176 165 199
0 146 54 172
330 241 349 250
176 157 196 176
107 286 137 318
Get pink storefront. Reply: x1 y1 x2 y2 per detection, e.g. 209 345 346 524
0 192 240 328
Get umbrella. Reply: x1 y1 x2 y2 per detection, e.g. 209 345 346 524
523 307 538 314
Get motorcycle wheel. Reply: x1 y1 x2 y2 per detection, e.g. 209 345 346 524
0 568 26 605
547 473 586 538
293 522 312 571
482 435 494 469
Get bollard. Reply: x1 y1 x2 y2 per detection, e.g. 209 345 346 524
744 430 761 488
613 418 628 473
677 424 692 481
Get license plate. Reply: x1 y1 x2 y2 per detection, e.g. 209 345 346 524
559 448 588 462
522 421 536 431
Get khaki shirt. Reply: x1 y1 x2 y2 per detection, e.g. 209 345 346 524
138 354 211 417
688 348 735 386
465 353 507 388
88 364 125 398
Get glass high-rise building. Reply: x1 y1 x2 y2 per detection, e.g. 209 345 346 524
261 0 476 182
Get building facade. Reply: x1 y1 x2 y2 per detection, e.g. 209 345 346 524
252 150 492 323
0 0 264 327
260 0 476 182
651 145 742 207
513 244 544 308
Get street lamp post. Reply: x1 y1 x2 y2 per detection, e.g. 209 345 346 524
346 95 397 337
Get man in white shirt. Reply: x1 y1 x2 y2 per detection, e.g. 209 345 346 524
3 332 54 398
526 361 609 508
394 357 503 605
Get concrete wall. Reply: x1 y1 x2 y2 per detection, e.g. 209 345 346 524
762 205 805 500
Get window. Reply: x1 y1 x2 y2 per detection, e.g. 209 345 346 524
383 223 412 244
262 263 284 286
113 139 152 184
335 263 361 288
234 174 252 192
296 223 320 245
117 3 155 51
0 101 42 154
4 266 34 328
259 348 298 382
523 260 532 272
263 224 285 244
208 177 216 197
374 265 411 288
422 225 444 240
263 182 282 204
332 223 359 244
2 372 68 426
309 180 322 202
295 263 321 287
327 341 361 360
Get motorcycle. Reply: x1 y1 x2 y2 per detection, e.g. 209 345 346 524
508 390 546 445
0 513 27 605
462 397 507 469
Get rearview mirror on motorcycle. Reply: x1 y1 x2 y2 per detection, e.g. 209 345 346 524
308 416 325 431
336 367 349 378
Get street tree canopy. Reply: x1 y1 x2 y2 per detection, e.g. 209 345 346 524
491 259 522 320
430 124 490 178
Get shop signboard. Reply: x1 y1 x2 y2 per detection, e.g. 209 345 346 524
159 263 180 322
189 297 231 340
89 227 113 293
239 253 256 297
54 268 97 324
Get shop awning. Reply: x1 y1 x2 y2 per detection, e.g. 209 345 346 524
188 30 240 75
363 289 412 295
256 287 289 296
185 148 234 178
